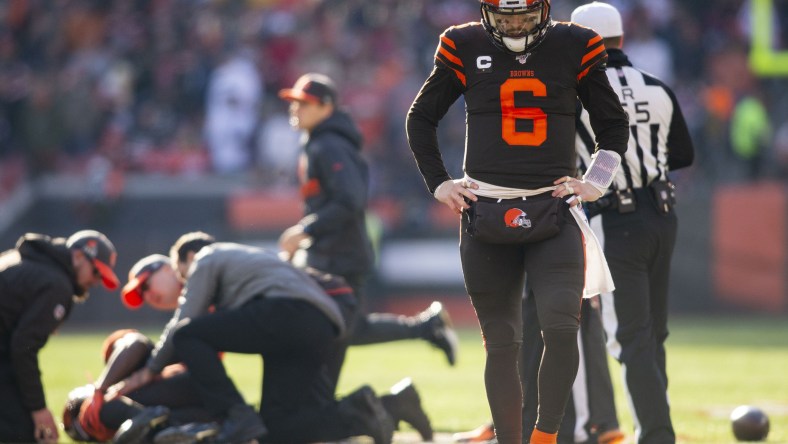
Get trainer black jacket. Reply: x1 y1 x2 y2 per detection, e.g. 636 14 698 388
297 109 374 278
0 234 82 411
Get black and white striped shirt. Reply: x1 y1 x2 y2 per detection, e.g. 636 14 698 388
576 49 694 190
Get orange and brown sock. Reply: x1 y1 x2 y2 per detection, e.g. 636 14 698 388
529 428 558 444
598 429 626 444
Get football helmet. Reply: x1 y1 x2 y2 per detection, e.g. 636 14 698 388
480 0 552 53
62 385 99 442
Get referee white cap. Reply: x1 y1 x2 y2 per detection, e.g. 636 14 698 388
571 2 623 38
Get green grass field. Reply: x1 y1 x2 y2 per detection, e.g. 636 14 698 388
41 315 788 443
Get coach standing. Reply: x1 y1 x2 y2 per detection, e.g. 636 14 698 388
277 73 458 375
0 230 120 443
572 3 695 443
276 73 375 307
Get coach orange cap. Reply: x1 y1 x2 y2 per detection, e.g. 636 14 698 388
66 230 120 290
121 254 169 309
278 73 338 105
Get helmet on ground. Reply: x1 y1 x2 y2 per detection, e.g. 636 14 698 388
62 385 99 442
480 0 552 53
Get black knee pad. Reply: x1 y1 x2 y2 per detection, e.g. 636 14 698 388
486 341 521 358
541 330 578 355
480 317 522 348
538 312 580 336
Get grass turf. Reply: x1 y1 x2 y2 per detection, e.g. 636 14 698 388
40 315 787 443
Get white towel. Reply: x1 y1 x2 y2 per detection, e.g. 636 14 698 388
567 201 615 297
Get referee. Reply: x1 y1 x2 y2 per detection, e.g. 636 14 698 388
572 3 694 444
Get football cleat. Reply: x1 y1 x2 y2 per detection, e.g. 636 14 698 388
421 301 460 366
113 406 170 444
153 422 220 444
340 385 395 444
214 404 267 444
453 421 495 443
381 378 433 441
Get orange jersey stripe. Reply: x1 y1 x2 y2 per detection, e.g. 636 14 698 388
449 66 467 86
581 44 605 67
438 45 463 67
577 65 592 81
441 35 457 50
587 34 602 47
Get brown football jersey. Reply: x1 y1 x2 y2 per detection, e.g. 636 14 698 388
416 21 614 190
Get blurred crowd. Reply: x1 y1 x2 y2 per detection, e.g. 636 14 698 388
1 0 787 209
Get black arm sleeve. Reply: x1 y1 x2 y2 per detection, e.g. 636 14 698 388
405 65 463 194
665 88 695 170
577 67 629 158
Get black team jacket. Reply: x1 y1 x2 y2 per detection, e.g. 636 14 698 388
297 109 375 278
0 234 83 412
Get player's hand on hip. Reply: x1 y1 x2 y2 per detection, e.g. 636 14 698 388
552 176 601 207
434 179 478 214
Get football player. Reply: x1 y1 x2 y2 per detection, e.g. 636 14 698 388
278 73 460 377
406 1 629 443
61 328 212 443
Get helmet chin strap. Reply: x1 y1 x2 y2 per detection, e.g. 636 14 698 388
502 36 527 53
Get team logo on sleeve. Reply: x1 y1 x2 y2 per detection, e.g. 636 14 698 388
504 208 531 228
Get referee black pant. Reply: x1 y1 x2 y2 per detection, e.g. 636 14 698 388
596 188 677 444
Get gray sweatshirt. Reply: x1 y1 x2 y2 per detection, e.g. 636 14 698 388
147 242 345 372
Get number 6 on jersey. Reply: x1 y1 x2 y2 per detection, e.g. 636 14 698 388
500 78 547 147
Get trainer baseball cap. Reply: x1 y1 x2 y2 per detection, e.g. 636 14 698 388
571 2 623 39
278 73 337 105
66 230 119 290
121 254 169 309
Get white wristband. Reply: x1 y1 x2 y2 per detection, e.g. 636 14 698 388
582 149 621 196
